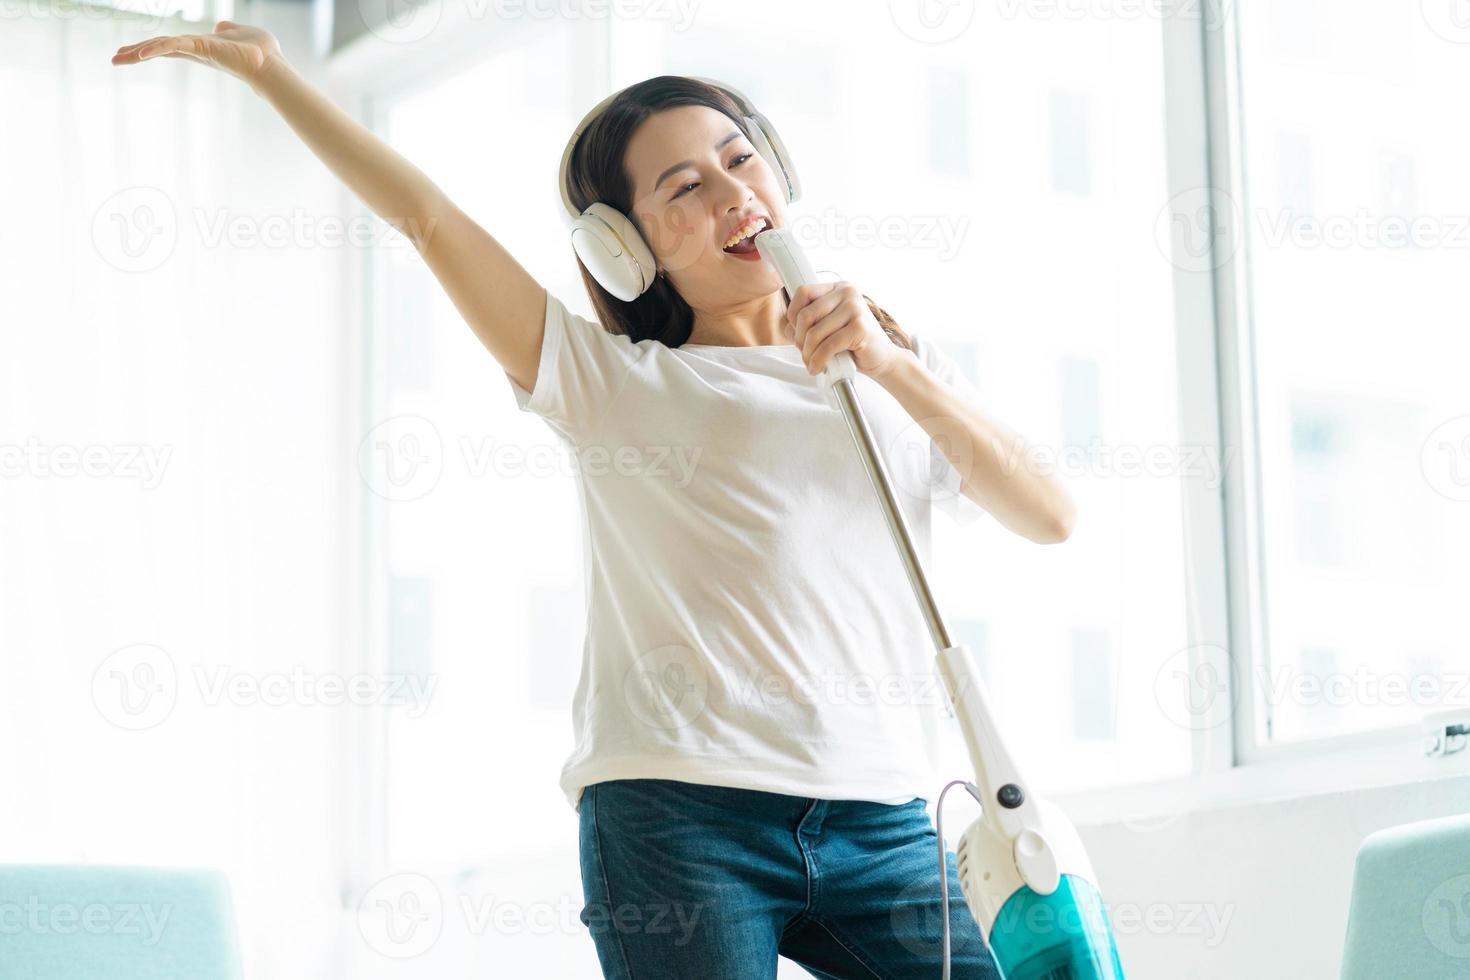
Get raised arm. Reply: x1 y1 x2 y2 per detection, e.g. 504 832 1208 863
112 21 547 392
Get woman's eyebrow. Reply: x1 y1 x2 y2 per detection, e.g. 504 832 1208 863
652 131 744 192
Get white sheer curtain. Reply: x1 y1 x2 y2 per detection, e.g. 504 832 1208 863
1 5 352 978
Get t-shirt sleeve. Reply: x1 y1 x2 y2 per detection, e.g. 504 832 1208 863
503 289 643 445
909 332 988 526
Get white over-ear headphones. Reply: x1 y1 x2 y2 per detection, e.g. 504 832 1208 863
557 76 802 303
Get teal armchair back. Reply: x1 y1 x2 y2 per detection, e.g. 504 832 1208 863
1340 812 1470 980
0 864 244 979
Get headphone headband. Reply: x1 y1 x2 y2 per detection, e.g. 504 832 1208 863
557 76 799 219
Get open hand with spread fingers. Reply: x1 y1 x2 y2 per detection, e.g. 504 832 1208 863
111 20 284 90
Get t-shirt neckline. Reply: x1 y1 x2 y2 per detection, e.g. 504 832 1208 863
679 342 799 352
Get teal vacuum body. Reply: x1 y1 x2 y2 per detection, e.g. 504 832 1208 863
755 227 1127 979
941 642 1126 979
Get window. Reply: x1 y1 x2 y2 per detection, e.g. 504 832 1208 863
528 583 582 710
951 618 992 688
388 575 433 679
1273 128 1316 219
1048 90 1091 196
1070 628 1114 742
928 66 971 177
1234 3 1470 751
78 0 229 21
1376 149 1418 250
1060 356 1102 450
937 337 982 391
1266 0 1319 59
363 30 593 881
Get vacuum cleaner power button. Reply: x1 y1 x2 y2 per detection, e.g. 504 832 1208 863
997 783 1025 809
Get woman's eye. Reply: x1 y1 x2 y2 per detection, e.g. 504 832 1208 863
671 154 754 199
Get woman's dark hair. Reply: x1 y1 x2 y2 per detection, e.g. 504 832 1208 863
564 74 913 351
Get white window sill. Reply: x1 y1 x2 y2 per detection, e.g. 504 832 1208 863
1050 727 1470 829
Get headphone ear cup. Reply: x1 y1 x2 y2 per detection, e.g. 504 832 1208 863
570 202 659 303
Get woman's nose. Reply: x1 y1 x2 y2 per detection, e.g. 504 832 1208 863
710 168 752 214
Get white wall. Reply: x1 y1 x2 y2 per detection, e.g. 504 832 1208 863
1076 774 1470 978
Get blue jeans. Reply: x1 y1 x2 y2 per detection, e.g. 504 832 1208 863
577 777 1003 979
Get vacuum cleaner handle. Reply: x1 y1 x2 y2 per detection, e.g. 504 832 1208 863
755 226 948 652
753 226 1044 835
752 228 858 392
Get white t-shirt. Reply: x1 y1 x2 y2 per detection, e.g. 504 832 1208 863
504 290 987 812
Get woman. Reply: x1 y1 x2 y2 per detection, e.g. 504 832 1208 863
114 23 1074 979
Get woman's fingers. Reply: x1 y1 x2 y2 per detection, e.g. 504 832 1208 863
140 36 204 61
113 36 167 58
117 34 167 50
164 36 205 57
114 33 210 61
112 36 180 63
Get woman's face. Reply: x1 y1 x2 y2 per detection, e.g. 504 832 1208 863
623 104 787 308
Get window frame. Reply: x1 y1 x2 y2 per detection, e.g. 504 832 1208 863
1049 0 1470 826
330 10 612 904
80 0 231 24
1203 0 1445 772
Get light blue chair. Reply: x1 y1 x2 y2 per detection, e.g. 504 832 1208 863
1340 812 1470 980
0 864 244 979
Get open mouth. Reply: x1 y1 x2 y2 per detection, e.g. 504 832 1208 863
722 216 772 255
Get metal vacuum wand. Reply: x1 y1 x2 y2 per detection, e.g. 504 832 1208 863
751 228 951 655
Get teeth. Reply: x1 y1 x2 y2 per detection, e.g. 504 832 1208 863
723 217 769 249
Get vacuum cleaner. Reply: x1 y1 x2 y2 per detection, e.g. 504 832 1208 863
754 228 1127 980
